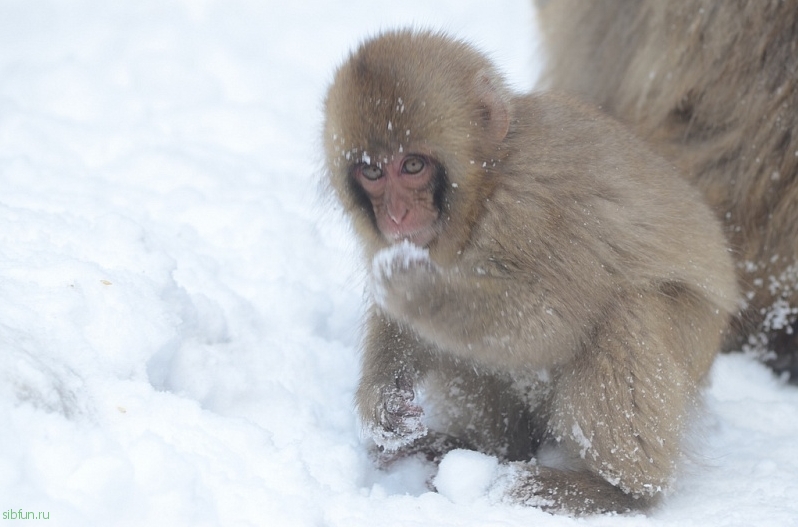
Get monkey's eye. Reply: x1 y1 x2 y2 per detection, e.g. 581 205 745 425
360 164 384 181
402 156 425 174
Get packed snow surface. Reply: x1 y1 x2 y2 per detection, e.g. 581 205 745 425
1 1 797 525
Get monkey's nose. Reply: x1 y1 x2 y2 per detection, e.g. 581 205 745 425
388 204 409 225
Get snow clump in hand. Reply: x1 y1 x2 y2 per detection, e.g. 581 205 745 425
371 240 432 306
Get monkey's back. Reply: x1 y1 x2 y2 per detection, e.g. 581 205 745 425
462 92 738 381
484 92 736 311
537 0 798 360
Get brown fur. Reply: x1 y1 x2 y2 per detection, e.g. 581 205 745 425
323 29 738 515
537 0 798 376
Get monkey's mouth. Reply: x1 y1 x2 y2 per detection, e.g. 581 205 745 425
387 226 437 247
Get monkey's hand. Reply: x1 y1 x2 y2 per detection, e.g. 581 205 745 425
371 240 440 318
362 373 428 451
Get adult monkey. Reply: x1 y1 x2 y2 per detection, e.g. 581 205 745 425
537 0 798 378
323 30 737 514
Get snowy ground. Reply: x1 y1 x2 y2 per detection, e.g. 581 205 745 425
1 1 797 526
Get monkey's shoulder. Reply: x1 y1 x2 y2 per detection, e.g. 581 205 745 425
503 92 711 217
510 92 660 167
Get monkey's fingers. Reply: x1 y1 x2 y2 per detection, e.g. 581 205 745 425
372 240 432 277
369 386 428 451
372 247 443 322
371 241 436 306
372 432 470 468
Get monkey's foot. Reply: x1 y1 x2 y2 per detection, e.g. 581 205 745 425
488 463 649 516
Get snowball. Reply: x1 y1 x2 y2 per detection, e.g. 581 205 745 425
433 449 500 504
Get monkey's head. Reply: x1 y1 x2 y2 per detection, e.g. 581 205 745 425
323 29 512 259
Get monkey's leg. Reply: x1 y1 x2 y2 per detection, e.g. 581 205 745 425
422 361 543 462
357 312 435 451
503 288 719 514
373 360 541 466
357 312 540 458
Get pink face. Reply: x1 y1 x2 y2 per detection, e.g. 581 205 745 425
354 154 440 247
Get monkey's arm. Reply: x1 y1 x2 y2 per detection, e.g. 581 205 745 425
372 242 586 371
356 308 435 450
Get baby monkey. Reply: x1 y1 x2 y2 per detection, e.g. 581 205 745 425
323 30 738 515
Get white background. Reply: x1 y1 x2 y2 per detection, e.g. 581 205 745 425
1 1 797 525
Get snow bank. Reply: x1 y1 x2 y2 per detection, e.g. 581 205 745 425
0 1 796 526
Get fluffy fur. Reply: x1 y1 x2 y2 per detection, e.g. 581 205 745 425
323 29 738 514
537 0 798 376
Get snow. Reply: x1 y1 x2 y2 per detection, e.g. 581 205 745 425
0 1 797 525
434 449 500 505
371 241 432 308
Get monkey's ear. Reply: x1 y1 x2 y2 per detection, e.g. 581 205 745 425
475 72 511 143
